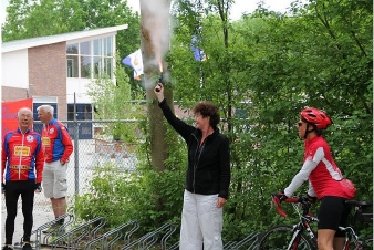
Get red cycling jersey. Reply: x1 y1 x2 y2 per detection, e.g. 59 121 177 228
284 136 354 199
41 119 73 163
2 128 44 183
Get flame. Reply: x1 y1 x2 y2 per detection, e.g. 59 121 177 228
158 60 163 73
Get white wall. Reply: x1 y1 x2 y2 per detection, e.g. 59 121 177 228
66 78 94 104
1 50 29 88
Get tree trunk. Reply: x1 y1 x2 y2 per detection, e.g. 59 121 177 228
140 0 173 172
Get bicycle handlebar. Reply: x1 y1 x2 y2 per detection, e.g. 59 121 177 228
272 194 310 218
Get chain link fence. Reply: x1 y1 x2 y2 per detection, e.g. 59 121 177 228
1 120 140 245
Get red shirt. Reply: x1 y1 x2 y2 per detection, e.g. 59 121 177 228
306 136 351 199
284 136 354 199
41 118 73 163
2 128 44 183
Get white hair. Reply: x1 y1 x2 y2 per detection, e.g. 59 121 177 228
37 104 54 116
18 107 32 117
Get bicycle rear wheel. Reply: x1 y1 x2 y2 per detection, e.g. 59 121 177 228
258 226 316 250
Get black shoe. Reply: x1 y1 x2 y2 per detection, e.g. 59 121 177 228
2 246 13 250
22 243 32 250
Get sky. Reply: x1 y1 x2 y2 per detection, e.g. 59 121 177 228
1 0 294 25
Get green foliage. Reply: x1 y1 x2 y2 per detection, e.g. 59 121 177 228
88 56 145 142
74 134 186 233
8 0 371 242
169 0 372 241
73 163 137 227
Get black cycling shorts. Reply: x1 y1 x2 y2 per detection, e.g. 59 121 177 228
318 196 351 237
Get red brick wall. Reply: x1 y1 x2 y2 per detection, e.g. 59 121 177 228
28 42 67 120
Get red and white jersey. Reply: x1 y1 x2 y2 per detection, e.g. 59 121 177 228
284 136 352 199
2 128 44 183
41 118 73 163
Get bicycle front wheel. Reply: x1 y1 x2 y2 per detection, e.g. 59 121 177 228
258 226 316 250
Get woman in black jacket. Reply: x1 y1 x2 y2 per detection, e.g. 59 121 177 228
154 83 230 250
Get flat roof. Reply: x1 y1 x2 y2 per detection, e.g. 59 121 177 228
1 24 128 53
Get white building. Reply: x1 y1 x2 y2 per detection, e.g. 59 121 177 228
1 24 128 137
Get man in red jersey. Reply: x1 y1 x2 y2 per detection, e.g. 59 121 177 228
275 107 356 250
37 105 73 232
2 107 44 250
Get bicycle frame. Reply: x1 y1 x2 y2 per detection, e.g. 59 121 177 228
288 206 318 249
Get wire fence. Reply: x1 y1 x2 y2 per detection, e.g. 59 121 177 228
1 120 140 246
1 120 265 249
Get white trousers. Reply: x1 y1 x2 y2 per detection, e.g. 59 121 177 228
179 190 223 250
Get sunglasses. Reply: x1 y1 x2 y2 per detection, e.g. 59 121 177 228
298 122 303 127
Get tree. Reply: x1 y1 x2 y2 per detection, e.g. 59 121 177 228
2 0 141 64
6 0 371 241
168 0 372 239
139 0 172 172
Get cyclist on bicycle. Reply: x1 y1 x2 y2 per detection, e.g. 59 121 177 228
275 106 356 250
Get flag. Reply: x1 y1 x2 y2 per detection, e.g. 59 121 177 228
193 48 207 62
190 35 207 62
2 98 33 137
122 49 144 80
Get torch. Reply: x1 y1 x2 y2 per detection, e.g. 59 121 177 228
155 61 164 92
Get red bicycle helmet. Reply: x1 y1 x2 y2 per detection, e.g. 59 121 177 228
300 107 332 129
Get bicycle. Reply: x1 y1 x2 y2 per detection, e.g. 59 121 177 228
258 194 372 250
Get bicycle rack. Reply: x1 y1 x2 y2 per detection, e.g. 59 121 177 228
49 216 106 249
32 213 74 250
223 241 237 249
122 222 176 250
83 220 139 250
104 220 139 249
161 223 177 249
239 232 262 250
167 240 179 250
224 232 261 250
123 220 140 244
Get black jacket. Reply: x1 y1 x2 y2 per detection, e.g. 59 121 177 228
159 99 230 199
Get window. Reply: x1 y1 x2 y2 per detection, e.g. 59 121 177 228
81 56 92 78
104 37 113 56
93 39 102 55
93 56 103 77
67 104 93 121
104 58 112 76
66 37 113 79
66 44 78 54
67 57 78 77
80 41 91 55
67 104 93 139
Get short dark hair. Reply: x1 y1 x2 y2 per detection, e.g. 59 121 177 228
193 101 220 128
302 117 323 136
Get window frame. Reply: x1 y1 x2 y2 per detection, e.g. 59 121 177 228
66 36 114 80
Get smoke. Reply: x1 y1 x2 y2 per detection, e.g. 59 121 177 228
139 0 172 73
